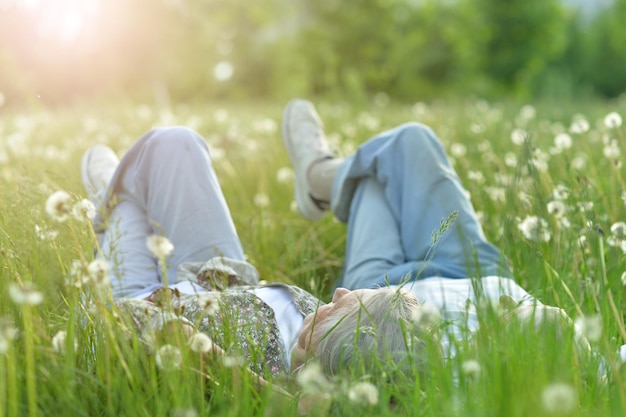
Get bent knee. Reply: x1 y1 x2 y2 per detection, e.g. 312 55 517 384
143 126 208 158
388 123 445 158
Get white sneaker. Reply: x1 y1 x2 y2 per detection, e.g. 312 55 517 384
81 145 120 202
282 99 334 220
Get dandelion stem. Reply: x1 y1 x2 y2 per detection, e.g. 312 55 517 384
22 306 38 417
597 237 626 343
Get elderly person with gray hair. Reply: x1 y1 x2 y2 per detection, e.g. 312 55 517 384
281 99 594 362
80 118 433 382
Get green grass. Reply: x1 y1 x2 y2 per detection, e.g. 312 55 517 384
1 96 626 416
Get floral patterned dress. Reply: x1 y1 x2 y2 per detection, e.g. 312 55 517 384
113 257 322 376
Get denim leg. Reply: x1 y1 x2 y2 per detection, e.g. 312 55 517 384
96 127 246 299
333 123 510 289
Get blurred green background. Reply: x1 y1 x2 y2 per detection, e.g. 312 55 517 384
0 0 624 108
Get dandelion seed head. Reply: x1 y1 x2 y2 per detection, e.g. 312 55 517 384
603 139 620 160
610 222 626 237
450 143 467 158
517 215 551 242
504 152 517 167
67 259 89 288
155 344 182 370
574 314 602 342
45 190 73 222
541 382 577 414
72 199 96 222
519 104 536 121
8 282 44 306
570 116 589 134
511 128 527 145
552 185 570 201
554 133 572 150
170 408 198 417
51 330 77 355
547 201 566 218
213 61 234 82
296 362 329 393
188 332 213 353
485 186 506 203
0 318 18 355
604 112 622 129
222 355 244 368
147 235 174 258
87 259 110 286
35 224 58 241
411 302 441 328
348 381 379 406
276 167 294 183
467 170 485 184
195 293 220 315
253 193 270 208
531 148 550 172
461 359 481 378
571 154 587 170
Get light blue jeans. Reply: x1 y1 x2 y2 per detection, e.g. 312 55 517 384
94 127 246 299
332 123 511 289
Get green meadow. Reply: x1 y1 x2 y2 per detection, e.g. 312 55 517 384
1 97 626 416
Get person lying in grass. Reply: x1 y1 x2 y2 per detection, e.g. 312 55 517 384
80 122 435 382
280 99 605 364
80 98 605 391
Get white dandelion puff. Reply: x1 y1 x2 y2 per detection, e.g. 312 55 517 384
610 222 626 237
188 333 213 353
511 129 527 145
87 259 110 286
67 259 89 288
554 133 572 150
574 314 602 342
348 381 379 406
547 201 566 218
411 302 441 328
0 318 18 355
603 139 621 160
45 190 73 222
571 154 587 170
552 185 570 201
467 171 485 184
517 215 551 242
519 104 536 121
51 330 77 355
8 282 44 306
461 359 481 378
570 117 589 134
450 143 467 158
147 235 174 258
34 224 59 241
195 293 220 315
296 362 329 394
222 355 244 368
155 344 182 370
170 408 199 417
276 167 294 184
541 382 577 414
72 199 96 222
604 112 623 129
504 152 517 167
213 61 234 82
253 193 270 208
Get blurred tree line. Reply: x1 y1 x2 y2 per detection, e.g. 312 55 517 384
0 0 624 107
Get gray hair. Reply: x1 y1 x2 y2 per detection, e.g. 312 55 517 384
311 287 441 379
